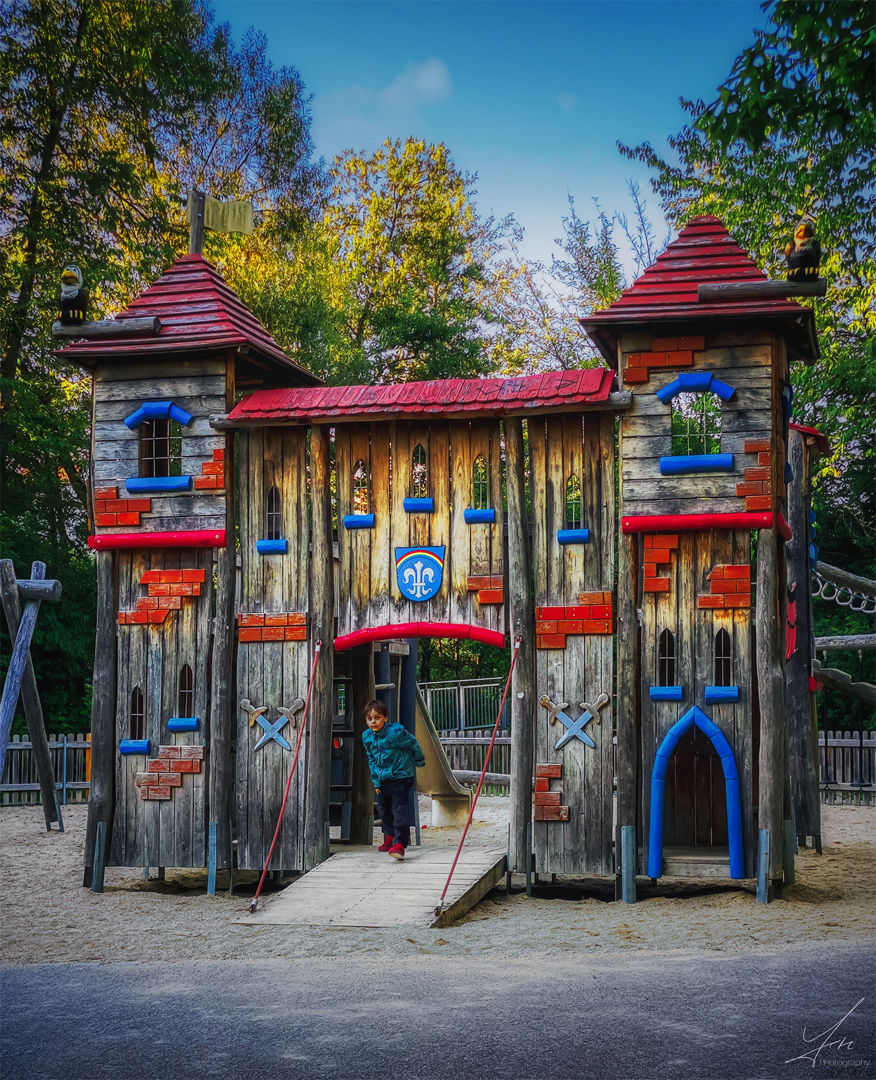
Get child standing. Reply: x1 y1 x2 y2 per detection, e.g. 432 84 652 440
362 699 425 860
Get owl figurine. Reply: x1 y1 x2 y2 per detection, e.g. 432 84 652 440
57 264 89 325
784 221 821 281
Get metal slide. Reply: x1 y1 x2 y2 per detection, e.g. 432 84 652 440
414 686 472 807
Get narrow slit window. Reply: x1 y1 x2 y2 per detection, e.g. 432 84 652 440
658 629 676 686
472 455 488 510
139 418 182 478
715 628 732 687
353 459 369 514
411 443 428 499
129 686 145 741
565 474 582 529
671 393 721 456
266 486 282 540
177 664 194 718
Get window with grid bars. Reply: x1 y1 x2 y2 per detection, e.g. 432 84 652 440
472 455 488 510
565 474 582 529
715 628 732 686
139 418 182 478
177 664 194 718
658 629 676 686
266 486 282 540
671 393 722 456
130 687 145 741
411 443 428 498
353 459 369 513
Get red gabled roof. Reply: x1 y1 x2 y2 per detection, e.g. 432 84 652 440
789 422 830 456
226 367 616 424
56 254 318 382
582 216 818 363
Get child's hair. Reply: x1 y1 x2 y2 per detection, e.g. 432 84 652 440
365 699 388 718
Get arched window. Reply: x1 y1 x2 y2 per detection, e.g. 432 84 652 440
671 392 721 456
411 443 428 498
139 418 182 478
565 474 582 529
353 459 369 514
130 686 145 741
715 629 732 686
266 486 282 540
472 455 488 510
177 665 194 718
658 629 675 686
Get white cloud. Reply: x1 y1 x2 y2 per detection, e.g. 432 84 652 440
556 93 579 112
382 59 453 108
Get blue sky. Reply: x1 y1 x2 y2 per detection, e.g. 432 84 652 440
211 0 770 273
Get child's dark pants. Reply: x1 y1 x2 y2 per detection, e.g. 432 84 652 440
376 776 414 848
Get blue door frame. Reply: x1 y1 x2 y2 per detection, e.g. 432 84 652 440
648 705 744 879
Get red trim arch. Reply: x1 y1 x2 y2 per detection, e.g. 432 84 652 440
335 622 506 651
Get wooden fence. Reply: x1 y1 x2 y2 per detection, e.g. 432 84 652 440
818 730 876 805
0 734 91 806
439 731 511 795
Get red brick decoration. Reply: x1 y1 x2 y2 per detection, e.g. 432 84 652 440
93 486 152 528
737 439 781 510
237 612 308 642
466 575 504 605
535 593 613 649
117 569 207 626
698 564 751 609
135 744 204 800
534 763 569 821
623 336 705 386
194 447 226 491
643 534 679 593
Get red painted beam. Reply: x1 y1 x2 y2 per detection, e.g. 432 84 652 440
88 530 226 550
776 513 793 542
622 512 773 534
334 622 506 651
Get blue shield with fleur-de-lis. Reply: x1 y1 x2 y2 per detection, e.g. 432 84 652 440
395 547 445 602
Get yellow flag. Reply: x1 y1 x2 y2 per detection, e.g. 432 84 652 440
188 195 254 236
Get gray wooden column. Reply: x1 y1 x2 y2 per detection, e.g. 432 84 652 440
505 417 535 873
304 423 335 870
349 642 375 844
83 550 117 887
756 526 786 884
785 430 820 841
615 530 639 882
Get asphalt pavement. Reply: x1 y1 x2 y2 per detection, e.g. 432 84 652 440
2 945 873 1080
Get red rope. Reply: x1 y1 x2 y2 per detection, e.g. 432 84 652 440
249 641 322 912
434 637 521 916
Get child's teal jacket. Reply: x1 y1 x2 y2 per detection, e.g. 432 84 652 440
362 723 426 787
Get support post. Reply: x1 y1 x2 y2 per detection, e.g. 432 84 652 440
616 531 639 876
83 550 116 888
756 828 770 904
621 825 637 904
399 639 420 845
0 566 44 779
756 526 785 885
207 821 217 895
0 560 58 826
349 642 376 844
304 424 335 871
783 817 796 886
188 190 206 255
505 417 535 873
92 820 107 894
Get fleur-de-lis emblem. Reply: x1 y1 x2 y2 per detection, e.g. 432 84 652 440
402 559 435 599
395 547 445 603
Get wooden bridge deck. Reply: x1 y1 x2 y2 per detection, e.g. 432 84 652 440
235 845 506 929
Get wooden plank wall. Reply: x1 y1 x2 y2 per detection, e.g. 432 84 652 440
619 332 773 517
335 419 505 636
111 546 213 868
638 529 755 877
92 359 227 533
530 413 615 875
235 427 310 871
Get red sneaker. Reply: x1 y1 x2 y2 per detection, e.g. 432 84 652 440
388 843 406 861
378 836 395 853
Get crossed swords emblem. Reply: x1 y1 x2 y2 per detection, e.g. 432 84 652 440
240 698 305 752
540 693 609 751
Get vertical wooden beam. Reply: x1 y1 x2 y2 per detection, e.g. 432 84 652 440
188 190 206 255
84 549 117 887
616 531 639 877
756 526 785 883
305 424 334 870
349 642 375 844
505 418 534 873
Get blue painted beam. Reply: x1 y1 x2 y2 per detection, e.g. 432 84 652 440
659 454 734 476
343 514 375 529
403 498 435 513
125 476 193 493
704 685 740 704
167 717 199 732
464 508 496 524
119 739 149 755
256 539 287 555
656 371 736 404
556 529 590 544
649 686 683 701
124 401 193 428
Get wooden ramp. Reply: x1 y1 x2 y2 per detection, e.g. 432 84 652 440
235 846 506 929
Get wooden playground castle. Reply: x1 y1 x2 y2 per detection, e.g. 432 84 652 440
58 215 830 902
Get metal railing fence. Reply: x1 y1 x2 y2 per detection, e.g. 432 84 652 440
420 678 509 732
